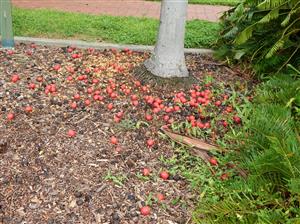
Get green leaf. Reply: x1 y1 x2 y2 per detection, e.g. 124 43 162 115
258 8 279 24
257 0 289 10
234 25 254 45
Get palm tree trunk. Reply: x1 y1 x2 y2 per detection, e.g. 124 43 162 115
144 0 188 78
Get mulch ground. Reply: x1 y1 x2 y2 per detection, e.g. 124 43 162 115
0 44 248 224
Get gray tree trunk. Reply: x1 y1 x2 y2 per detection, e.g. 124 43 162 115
144 0 188 78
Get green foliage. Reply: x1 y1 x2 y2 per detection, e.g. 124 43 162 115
216 0 300 75
146 0 240 6
194 75 300 223
12 7 219 49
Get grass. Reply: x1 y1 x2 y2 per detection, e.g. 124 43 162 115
146 0 240 6
12 8 220 49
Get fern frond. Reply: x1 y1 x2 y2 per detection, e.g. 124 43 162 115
257 0 289 10
235 25 255 45
258 8 279 24
265 39 285 58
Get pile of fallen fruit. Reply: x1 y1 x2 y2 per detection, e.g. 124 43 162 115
0 44 248 223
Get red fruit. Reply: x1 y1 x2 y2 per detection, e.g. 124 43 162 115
74 94 80 100
106 87 113 95
84 99 91 106
153 108 160 114
77 75 84 81
132 100 139 106
92 79 99 84
110 136 118 145
87 87 93 94
66 76 73 81
180 97 187 104
142 168 150 176
157 193 165 202
67 47 73 53
141 86 148 92
110 92 117 99
226 106 233 113
140 206 151 216
50 85 56 93
174 105 180 111
25 106 33 113
145 114 153 121
11 74 20 83
7 113 15 121
197 122 205 129
124 89 131 96
107 103 113 110
220 173 229 181
160 171 169 180
93 95 100 101
209 157 218 166
135 81 141 87
70 102 77 109
131 94 138 101
68 130 76 137
163 115 169 122
165 107 173 113
204 122 211 129
53 64 61 71
116 111 124 118
222 121 228 128
28 83 36 90
233 116 241 124
215 100 222 106
72 53 78 59
7 50 14 55
146 139 155 147
94 90 101 95
114 116 121 123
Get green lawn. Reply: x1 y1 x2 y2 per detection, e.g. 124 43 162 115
147 0 240 6
12 8 220 49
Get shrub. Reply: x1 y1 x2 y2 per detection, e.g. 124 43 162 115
215 0 300 75
194 75 300 223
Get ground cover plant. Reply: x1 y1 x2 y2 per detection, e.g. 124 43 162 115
158 73 300 223
0 44 249 223
12 8 220 49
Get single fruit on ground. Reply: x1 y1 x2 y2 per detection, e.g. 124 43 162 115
140 206 151 216
142 168 150 176
160 171 169 180
110 136 118 145
209 157 218 166
68 130 76 137
157 193 165 202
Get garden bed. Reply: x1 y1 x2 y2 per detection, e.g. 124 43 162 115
0 44 249 223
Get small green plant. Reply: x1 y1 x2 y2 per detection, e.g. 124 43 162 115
136 172 150 181
117 119 137 130
103 170 127 186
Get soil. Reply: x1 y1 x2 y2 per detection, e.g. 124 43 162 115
0 43 249 224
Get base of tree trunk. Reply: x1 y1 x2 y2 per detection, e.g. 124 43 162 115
133 64 198 91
